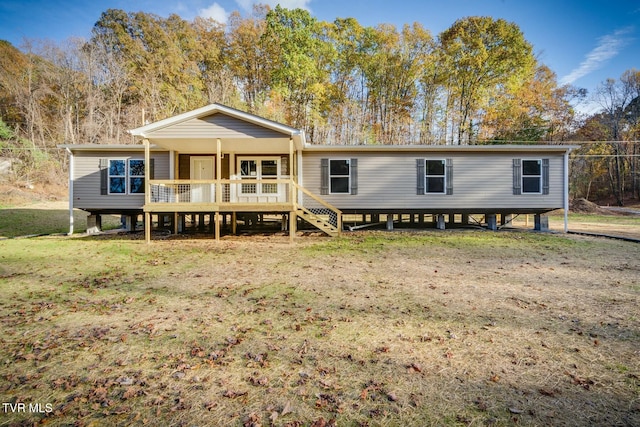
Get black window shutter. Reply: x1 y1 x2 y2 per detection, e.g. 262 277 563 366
542 158 549 195
512 158 522 195
416 159 425 195
350 158 358 195
149 158 155 180
320 158 329 195
446 158 453 195
99 158 108 195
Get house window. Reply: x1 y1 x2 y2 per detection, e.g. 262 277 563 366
238 157 281 195
329 159 350 194
261 160 278 194
107 159 145 195
522 160 541 193
425 159 446 193
108 160 126 194
129 159 145 194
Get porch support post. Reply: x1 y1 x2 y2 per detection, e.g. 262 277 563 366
289 210 297 242
145 212 151 242
216 138 222 204
232 212 237 234
173 212 178 234
214 212 221 241
289 138 296 205
144 139 151 243
144 139 151 207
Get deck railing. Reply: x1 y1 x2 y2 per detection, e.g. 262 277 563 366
148 179 292 205
292 182 342 232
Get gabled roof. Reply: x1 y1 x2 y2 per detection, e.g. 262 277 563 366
128 103 304 140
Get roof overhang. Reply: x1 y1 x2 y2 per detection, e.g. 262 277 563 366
302 144 579 153
59 144 166 153
144 137 298 154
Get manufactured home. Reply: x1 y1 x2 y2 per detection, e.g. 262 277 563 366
61 103 575 241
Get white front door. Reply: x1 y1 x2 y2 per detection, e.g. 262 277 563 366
190 156 215 202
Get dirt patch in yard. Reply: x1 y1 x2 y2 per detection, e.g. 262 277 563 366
570 198 611 214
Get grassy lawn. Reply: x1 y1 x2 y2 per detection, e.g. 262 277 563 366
1 231 638 426
0 201 122 238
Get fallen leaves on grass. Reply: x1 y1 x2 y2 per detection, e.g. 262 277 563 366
223 389 248 399
566 372 595 390
310 417 337 427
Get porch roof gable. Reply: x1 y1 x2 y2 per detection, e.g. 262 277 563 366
128 103 304 150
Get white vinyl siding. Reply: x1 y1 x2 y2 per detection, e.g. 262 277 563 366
72 151 169 211
302 152 564 211
147 113 288 139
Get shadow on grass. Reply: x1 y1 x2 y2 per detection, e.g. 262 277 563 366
0 209 121 238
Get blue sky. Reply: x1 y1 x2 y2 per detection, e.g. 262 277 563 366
1 0 638 112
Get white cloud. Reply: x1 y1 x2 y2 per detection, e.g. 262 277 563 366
199 2 230 23
560 27 634 86
235 0 312 12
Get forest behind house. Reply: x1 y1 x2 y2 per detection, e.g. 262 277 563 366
1 5 639 205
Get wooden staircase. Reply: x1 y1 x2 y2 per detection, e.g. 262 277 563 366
292 182 342 237
297 206 340 237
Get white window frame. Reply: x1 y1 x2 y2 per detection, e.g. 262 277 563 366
329 159 351 195
237 156 281 195
522 159 542 194
107 158 145 195
128 159 145 194
424 159 446 194
108 159 127 195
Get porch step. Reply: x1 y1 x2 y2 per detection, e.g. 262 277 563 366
297 208 340 237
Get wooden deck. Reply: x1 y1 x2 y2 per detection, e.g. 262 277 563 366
142 178 343 241
144 202 295 213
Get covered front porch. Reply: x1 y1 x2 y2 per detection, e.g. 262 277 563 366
141 135 301 242
126 103 341 241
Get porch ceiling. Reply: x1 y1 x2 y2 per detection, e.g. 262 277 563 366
147 137 299 154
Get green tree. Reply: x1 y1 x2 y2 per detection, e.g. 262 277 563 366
592 70 639 205
480 65 574 142
263 5 331 136
226 5 274 114
90 10 206 121
438 17 535 144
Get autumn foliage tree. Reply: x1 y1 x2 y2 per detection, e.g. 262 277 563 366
6 6 637 204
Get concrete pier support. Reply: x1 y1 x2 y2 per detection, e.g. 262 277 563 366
534 214 549 231
436 214 446 230
86 214 102 234
486 214 498 231
501 214 513 227
124 215 138 232
386 214 394 231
